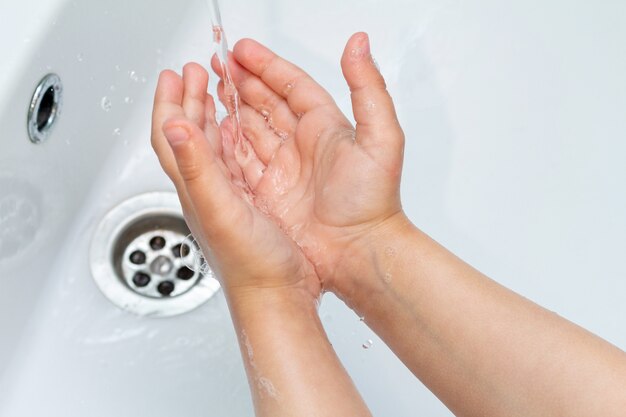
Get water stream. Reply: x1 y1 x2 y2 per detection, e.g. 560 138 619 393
207 0 243 145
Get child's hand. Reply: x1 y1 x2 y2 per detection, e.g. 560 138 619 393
151 60 374 417
212 33 407 295
151 63 320 300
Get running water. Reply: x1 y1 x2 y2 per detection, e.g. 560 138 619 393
182 1 252 275
207 0 243 145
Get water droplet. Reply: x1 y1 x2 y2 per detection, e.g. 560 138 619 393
109 85 116 92
140 76 147 83
112 128 121 136
100 96 112 112
260 109 270 119
371 55 380 71
129 71 139 82
124 97 133 104
362 339 373 349
76 53 84 62
115 64 121 71
359 316 365 322
276 130 288 142
350 47 364 59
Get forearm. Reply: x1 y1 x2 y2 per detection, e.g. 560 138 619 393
339 215 626 417
225 286 372 417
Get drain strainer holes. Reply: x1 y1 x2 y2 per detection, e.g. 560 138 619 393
119 227 202 299
90 192 220 317
28 73 63 144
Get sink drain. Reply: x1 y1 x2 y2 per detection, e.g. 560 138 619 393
90 192 220 317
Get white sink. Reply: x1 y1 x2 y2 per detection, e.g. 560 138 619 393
1 0 625 415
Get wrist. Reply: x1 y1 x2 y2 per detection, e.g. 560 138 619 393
223 271 372 417
328 212 419 306
224 281 320 319
214 250 322 306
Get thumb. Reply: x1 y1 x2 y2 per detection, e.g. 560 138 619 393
340 32 404 154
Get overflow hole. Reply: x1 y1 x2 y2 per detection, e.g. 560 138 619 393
37 87 55 131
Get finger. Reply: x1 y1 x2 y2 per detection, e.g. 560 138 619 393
220 118 266 191
162 118 244 237
173 63 221 155
204 93 219 129
232 38 336 115
217 82 283 164
182 63 209 127
340 32 404 154
152 70 186 184
201 92 231 181
254 135 301 201
152 71 207 223
204 93 222 155
180 64 225 177
238 100 283 165
211 53 298 137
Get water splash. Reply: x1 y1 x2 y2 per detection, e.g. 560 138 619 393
181 234 211 275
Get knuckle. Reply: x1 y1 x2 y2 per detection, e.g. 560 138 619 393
261 91 280 112
174 144 205 183
260 54 279 78
241 123 258 143
177 159 204 183
235 73 249 89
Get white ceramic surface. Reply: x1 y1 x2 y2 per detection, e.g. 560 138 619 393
1 0 625 415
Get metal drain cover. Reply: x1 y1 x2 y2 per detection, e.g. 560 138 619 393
90 192 220 317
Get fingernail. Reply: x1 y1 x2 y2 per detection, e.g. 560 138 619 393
164 125 189 145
